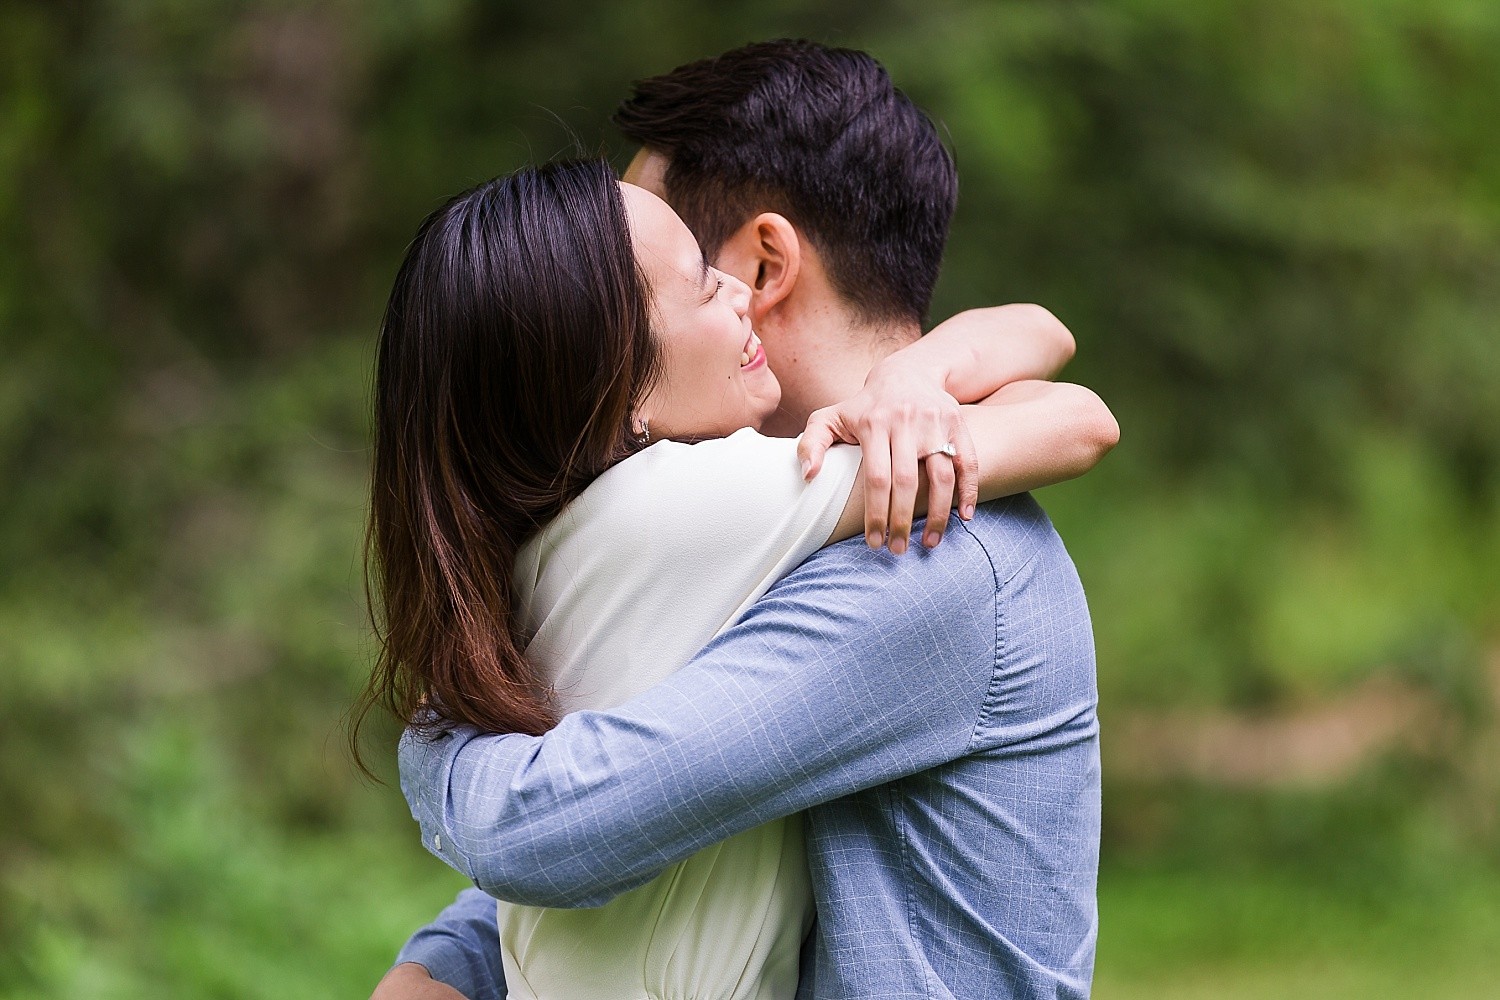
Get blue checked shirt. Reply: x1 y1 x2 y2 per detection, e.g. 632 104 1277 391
398 496 1100 999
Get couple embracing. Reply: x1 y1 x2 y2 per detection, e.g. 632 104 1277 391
362 39 1118 1000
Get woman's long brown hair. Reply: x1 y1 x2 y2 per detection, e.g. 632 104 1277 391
351 159 660 771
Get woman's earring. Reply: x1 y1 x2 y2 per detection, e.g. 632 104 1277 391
636 418 650 445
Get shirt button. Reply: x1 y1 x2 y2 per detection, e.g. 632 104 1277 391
433 834 442 851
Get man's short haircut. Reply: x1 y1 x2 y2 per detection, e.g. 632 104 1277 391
613 39 957 325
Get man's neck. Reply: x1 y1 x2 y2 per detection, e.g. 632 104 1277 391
759 312 921 438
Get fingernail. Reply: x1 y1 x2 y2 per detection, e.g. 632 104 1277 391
924 530 940 548
891 536 906 555
866 531 882 549
962 503 975 519
800 459 811 479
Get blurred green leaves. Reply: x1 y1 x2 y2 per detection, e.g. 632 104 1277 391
2 0 1497 994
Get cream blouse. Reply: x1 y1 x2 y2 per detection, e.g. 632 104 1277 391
499 428 861 1000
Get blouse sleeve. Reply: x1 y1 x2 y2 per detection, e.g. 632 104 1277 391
581 428 861 623
515 429 862 710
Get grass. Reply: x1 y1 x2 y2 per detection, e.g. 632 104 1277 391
17 836 1495 998
9 768 1498 1000
1096 864 1500 998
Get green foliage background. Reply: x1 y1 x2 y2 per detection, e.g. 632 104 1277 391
2 0 1497 996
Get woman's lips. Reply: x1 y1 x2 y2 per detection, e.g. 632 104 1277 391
740 332 766 370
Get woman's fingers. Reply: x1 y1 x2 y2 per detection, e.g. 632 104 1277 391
835 393 967 553
861 424 893 549
952 418 980 520
922 452 956 548
887 426 921 555
797 407 841 480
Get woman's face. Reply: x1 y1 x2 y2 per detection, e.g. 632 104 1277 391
621 182 781 441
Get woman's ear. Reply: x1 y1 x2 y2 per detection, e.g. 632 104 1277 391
716 213 801 324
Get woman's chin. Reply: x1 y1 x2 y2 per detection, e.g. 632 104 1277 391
751 394 781 433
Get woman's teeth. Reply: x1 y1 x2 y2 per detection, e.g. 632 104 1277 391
740 333 760 367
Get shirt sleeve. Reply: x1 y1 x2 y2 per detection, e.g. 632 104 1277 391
401 522 1004 908
392 887 505 1000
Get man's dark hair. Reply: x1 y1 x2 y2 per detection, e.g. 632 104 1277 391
613 39 957 325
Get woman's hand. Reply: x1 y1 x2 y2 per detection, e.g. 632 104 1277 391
798 359 979 553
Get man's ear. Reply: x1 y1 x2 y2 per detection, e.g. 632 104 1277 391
715 213 801 324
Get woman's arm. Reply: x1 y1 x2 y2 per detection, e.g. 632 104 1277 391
798 304 1085 551
815 379 1119 551
907 303 1076 402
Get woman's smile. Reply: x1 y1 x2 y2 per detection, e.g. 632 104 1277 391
740 331 766 370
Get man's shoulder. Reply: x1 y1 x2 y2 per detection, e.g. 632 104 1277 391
954 492 1073 580
768 493 1068 604
958 491 1056 541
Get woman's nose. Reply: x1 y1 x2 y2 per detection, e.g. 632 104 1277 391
720 269 752 315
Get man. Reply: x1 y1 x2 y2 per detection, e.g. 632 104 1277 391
378 40 1105 1000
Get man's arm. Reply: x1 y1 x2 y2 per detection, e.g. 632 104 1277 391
371 888 504 1000
402 524 1004 908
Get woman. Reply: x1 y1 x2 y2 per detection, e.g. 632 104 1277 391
358 159 1115 999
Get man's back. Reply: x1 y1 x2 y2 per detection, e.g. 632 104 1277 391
795 496 1099 998
399 495 1098 1000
